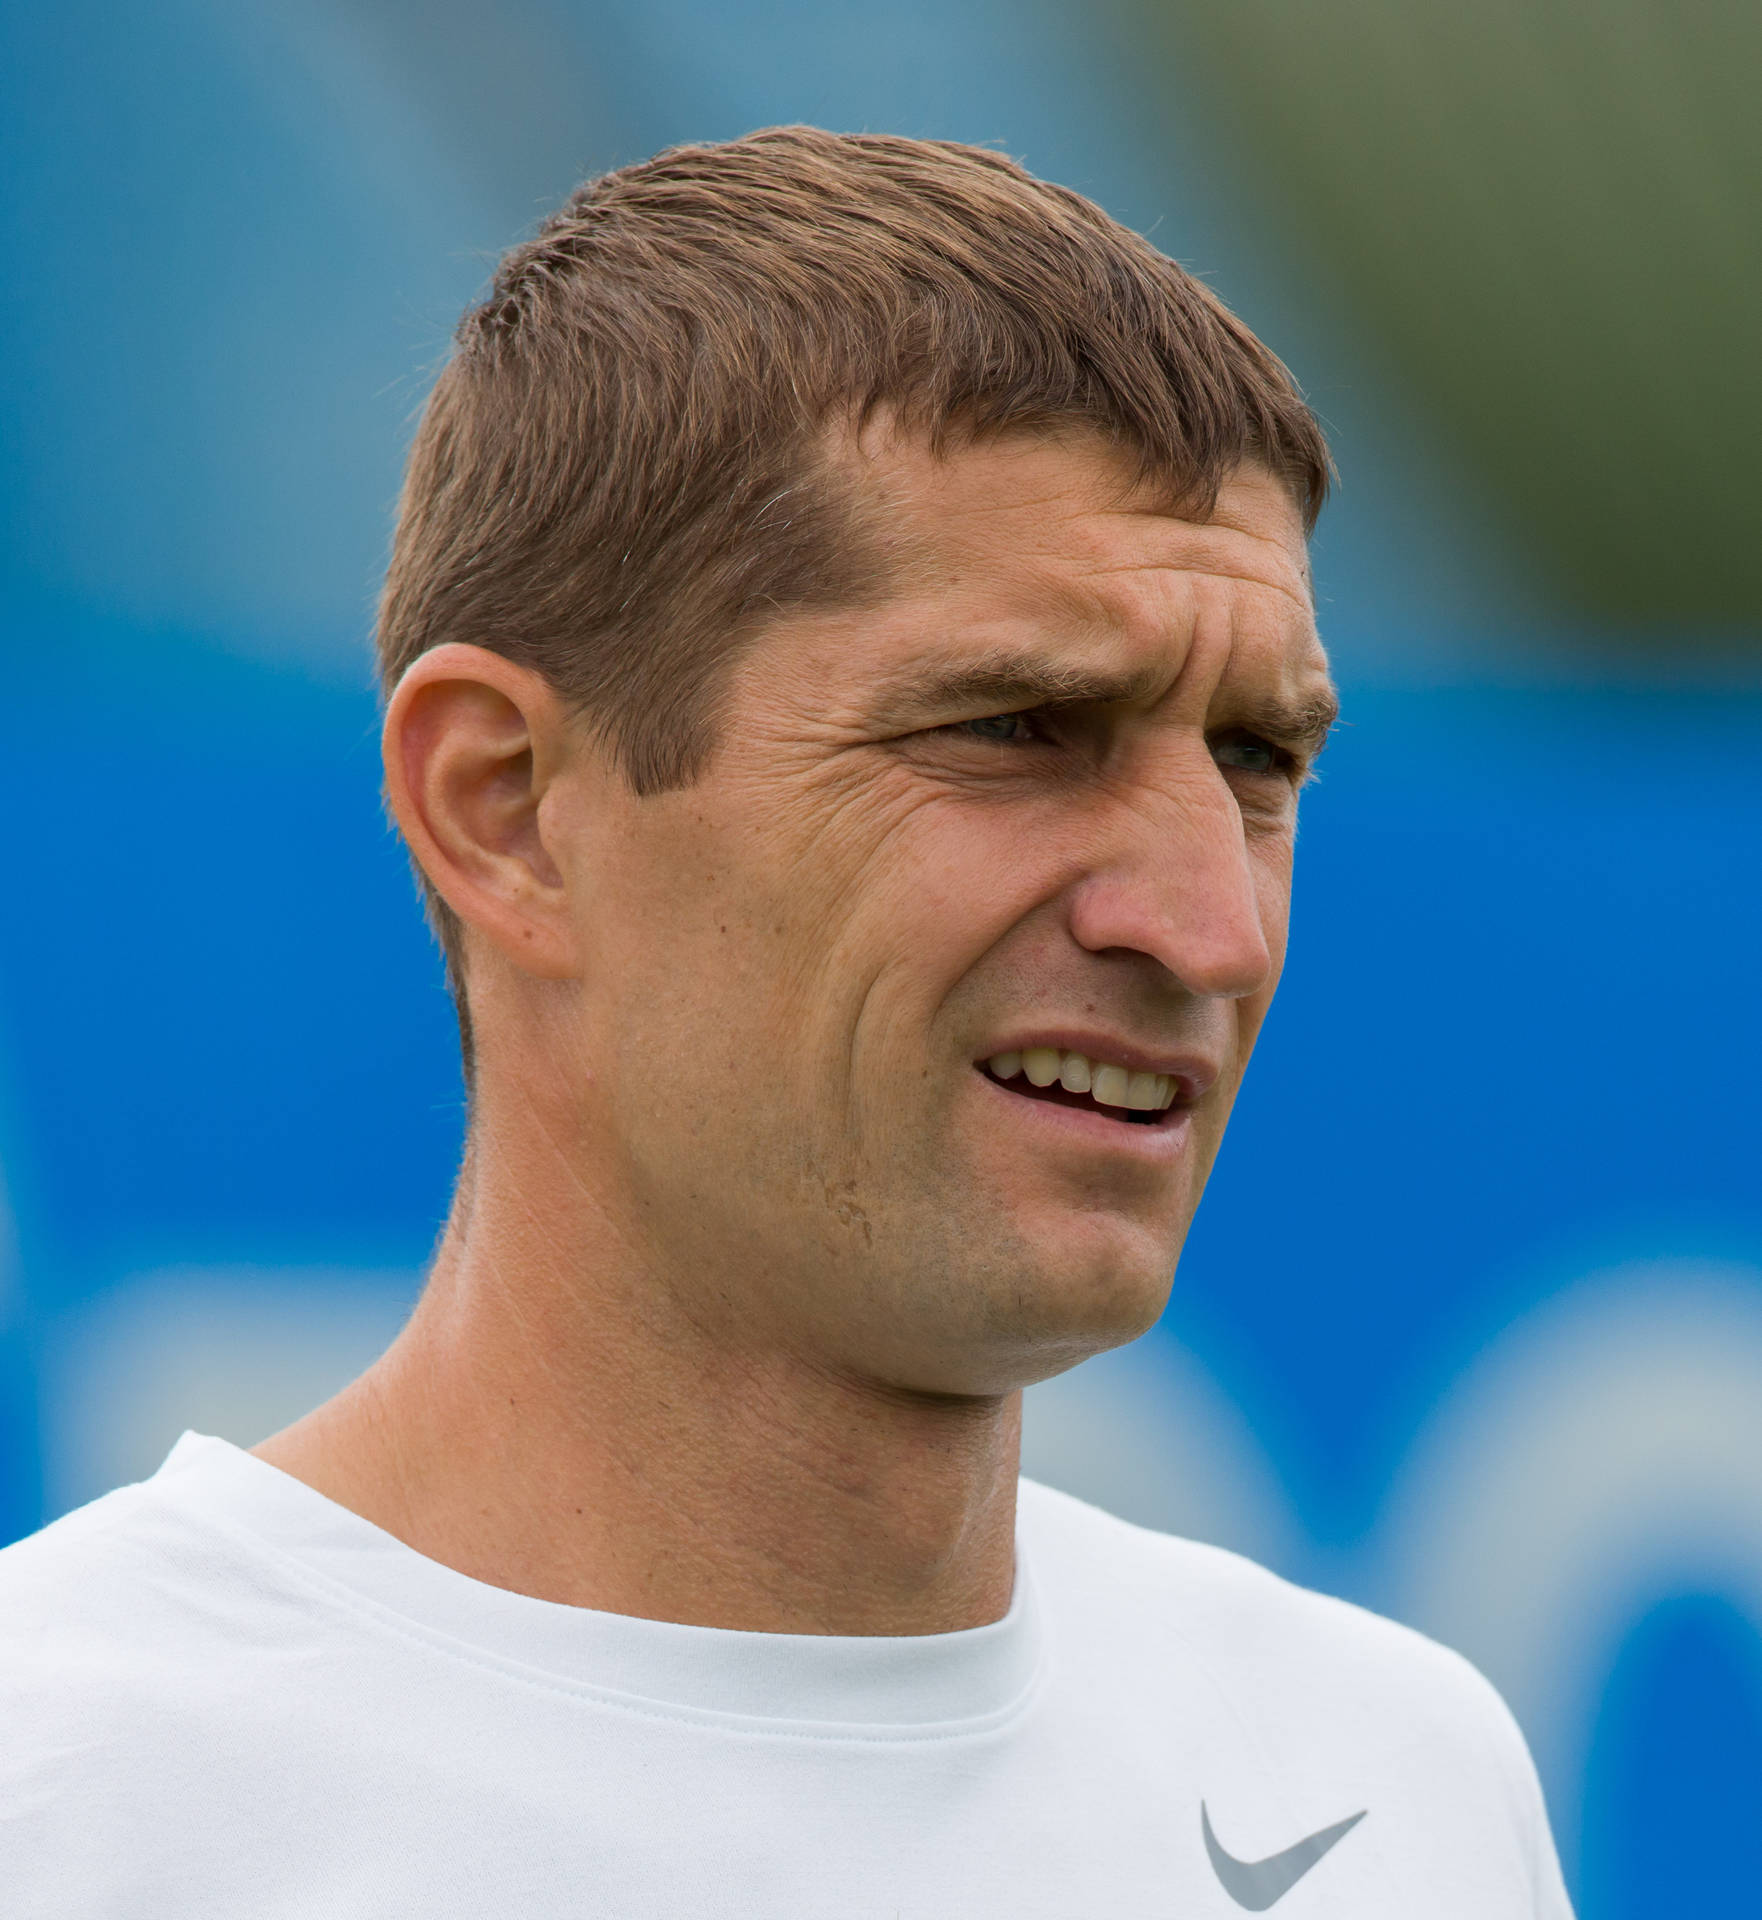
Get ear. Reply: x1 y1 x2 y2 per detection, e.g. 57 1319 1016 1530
382 644 581 981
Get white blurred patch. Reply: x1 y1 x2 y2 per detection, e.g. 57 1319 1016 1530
40 1266 419 1519
1021 1327 1301 1576
1378 1260 1762 1854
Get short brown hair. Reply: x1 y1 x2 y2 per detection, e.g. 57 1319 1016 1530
378 126 1330 1062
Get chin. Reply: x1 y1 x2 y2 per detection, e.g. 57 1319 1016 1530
830 1190 1190 1398
956 1225 1181 1394
1039 1202 1185 1302
1027 1269 1171 1373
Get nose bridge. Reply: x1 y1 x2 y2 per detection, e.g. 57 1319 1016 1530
1072 744 1273 999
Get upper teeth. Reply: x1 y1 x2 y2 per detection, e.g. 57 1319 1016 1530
986 1049 1177 1112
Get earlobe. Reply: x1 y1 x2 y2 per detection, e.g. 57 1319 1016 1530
382 644 580 981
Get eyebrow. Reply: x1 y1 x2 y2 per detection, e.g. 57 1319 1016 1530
874 651 1170 721
874 649 1341 758
1224 688 1341 759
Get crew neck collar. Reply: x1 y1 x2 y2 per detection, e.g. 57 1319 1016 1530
148 1433 1046 1734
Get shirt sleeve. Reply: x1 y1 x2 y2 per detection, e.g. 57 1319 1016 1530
1482 1679 1576 1918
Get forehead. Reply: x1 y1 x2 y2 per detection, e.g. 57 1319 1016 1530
791 429 1331 718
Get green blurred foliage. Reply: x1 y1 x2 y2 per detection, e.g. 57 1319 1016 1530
1114 0 1762 630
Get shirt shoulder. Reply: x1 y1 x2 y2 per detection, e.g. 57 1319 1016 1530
0 1465 324 1725
1017 1476 1571 1912
0 1480 168 1642
3 1481 193 1688
1019 1473 1512 1729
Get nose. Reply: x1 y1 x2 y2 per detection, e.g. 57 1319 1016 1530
1064 767 1276 1000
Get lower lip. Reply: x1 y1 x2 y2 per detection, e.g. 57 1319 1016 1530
971 1068 1195 1162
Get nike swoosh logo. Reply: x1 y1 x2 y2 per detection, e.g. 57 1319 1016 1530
1201 1803 1367 1910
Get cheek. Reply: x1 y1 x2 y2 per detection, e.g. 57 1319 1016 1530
1253 826 1297 956
1233 839 1297 1045
568 779 986 1118
759 772 1051 1012
833 793 1090 1021
559 806 786 1101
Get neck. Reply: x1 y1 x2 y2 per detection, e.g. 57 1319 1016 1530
255 1114 1021 1637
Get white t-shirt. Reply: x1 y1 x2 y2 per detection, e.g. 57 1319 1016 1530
0 1433 1572 1916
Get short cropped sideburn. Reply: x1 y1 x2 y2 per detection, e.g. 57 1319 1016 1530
377 126 1331 1066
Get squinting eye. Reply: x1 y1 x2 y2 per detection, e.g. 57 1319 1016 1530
959 712 1034 744
1213 732 1282 775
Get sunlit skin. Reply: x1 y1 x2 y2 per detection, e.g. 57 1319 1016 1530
258 430 1336 1635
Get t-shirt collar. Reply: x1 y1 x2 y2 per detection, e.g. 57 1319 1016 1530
150 1432 1046 1733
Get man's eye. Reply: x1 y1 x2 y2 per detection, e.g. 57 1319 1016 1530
1213 731 1283 775
957 712 1036 744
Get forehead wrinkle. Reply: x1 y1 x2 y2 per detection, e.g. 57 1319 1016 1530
862 558 1326 733
1022 516 1315 660
1097 492 1313 602
853 445 1314 649
1127 568 1333 755
829 439 1322 729
1082 555 1314 622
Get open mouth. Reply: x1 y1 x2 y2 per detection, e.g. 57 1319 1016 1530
979 1048 1182 1127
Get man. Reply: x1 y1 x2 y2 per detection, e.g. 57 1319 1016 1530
0 129 1571 1914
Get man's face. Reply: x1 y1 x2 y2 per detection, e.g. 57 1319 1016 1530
543 432 1334 1396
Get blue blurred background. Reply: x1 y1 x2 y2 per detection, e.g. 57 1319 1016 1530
4 4 1760 1910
